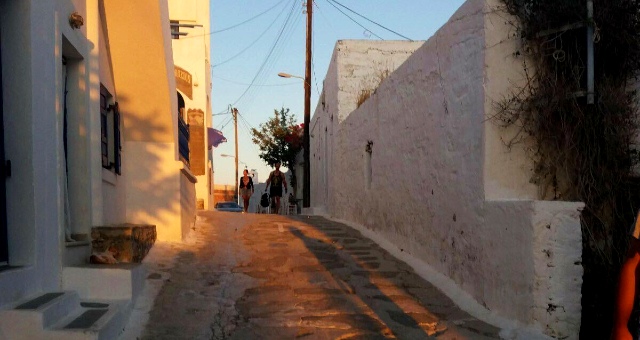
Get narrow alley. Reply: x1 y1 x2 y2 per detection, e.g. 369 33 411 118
131 211 501 340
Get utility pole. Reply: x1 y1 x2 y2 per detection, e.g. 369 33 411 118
233 107 239 204
303 0 312 208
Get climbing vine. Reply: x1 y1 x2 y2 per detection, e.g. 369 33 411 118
494 0 640 337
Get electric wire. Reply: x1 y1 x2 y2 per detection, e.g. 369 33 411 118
240 2 302 107
238 19 302 110
238 112 256 131
232 1 298 105
234 113 264 156
238 123 263 158
323 0 383 39
327 0 413 41
231 0 300 107
212 74 299 87
182 0 286 39
212 2 290 68
216 115 233 130
314 0 337 35
214 108 229 115
311 1 322 97
238 117 254 136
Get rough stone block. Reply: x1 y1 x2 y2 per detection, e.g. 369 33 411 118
91 224 157 263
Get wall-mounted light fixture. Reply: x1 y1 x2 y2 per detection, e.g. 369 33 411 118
69 11 84 29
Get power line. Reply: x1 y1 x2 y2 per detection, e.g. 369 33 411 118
327 0 412 41
311 6 322 97
182 0 286 39
231 0 300 106
216 115 233 130
237 112 256 131
323 0 383 39
238 117 254 136
212 2 290 67
237 2 303 109
214 108 229 115
212 74 299 87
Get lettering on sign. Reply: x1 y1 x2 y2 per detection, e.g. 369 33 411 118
174 65 193 99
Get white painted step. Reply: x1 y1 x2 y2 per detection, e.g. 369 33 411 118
0 291 80 339
63 263 146 301
45 299 131 340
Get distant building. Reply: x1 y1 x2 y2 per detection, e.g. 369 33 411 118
250 169 258 183
169 0 214 210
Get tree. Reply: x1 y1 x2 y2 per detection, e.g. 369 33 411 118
251 108 303 193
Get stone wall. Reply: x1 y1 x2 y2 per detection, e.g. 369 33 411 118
309 0 584 337
214 184 236 204
92 224 157 263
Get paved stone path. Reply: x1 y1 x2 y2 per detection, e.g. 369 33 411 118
138 212 501 339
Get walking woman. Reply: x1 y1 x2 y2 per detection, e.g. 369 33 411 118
239 169 254 213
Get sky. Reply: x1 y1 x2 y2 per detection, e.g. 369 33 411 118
209 0 466 185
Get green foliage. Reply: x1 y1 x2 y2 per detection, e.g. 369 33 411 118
250 107 303 189
495 0 640 337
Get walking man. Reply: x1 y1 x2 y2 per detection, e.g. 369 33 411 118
265 162 287 214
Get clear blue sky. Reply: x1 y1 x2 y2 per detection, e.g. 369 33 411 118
210 0 466 185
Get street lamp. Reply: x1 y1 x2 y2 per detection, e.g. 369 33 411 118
278 72 305 81
277 71 310 209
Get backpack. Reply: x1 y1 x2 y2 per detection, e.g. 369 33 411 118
260 192 270 207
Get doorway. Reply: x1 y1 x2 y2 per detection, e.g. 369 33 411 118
0 26 9 265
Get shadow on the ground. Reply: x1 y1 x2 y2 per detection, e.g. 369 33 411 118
288 223 436 338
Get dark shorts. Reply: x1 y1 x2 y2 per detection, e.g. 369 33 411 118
270 186 283 198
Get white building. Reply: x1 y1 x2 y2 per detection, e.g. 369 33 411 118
169 0 215 210
309 0 583 338
250 169 258 184
0 0 205 338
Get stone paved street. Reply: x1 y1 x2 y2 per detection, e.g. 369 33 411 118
136 211 501 339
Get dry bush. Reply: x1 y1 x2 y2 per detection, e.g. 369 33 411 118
355 67 391 108
494 0 640 337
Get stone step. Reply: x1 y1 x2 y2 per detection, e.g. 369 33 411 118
63 263 145 301
45 299 131 340
0 291 80 337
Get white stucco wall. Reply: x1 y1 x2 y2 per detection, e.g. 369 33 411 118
57 0 95 239
0 0 64 305
96 2 127 226
124 141 186 241
482 0 538 200
310 0 584 337
180 169 197 238
309 40 424 212
169 0 213 210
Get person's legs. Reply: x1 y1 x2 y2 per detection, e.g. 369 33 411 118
269 186 282 214
274 196 281 214
243 196 250 212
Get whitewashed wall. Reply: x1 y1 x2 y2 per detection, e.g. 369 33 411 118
169 0 213 210
0 0 65 305
310 0 584 337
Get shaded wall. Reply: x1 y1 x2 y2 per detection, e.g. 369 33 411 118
0 0 61 305
103 0 194 241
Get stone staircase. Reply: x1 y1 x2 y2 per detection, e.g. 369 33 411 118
0 264 145 340
0 291 130 340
